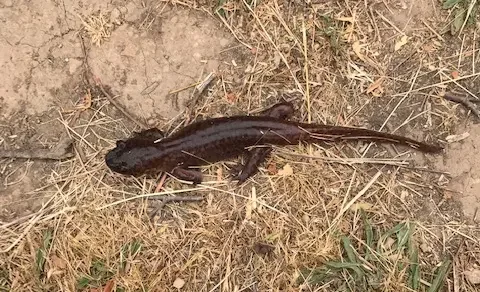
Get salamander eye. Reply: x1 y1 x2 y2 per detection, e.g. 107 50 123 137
116 140 126 149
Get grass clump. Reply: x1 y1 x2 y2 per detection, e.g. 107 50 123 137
298 211 452 291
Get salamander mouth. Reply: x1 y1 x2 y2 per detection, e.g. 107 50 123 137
105 148 131 174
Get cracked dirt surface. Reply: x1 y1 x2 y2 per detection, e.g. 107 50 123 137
89 8 232 121
0 1 232 119
0 1 234 220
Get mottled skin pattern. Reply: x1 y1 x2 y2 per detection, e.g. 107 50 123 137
105 102 443 184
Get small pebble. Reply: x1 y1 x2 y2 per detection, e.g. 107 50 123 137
419 243 431 253
173 278 185 289
110 8 122 25
147 118 156 126
219 38 230 47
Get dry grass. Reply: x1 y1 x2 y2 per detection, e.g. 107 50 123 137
2 0 480 291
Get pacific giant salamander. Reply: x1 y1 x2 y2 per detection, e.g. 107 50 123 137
105 102 443 184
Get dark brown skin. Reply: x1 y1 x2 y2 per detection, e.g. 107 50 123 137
105 102 443 184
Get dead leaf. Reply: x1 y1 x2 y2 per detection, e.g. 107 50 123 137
50 254 68 270
386 253 402 261
443 191 452 200
336 16 354 23
352 41 365 61
46 268 64 279
400 190 408 200
422 42 436 53
446 132 469 143
46 254 68 279
273 51 281 68
245 200 252 219
464 269 480 285
394 35 409 51
351 202 373 211
173 278 186 289
253 242 275 255
384 237 395 249
451 70 460 79
225 92 237 103
103 279 115 292
366 77 384 97
277 164 293 176
267 162 277 175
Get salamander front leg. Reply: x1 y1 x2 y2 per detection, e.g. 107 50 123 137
171 167 203 184
232 146 274 184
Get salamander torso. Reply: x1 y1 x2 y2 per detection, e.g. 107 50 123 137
105 102 443 184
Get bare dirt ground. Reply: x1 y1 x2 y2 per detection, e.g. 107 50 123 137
1 0 480 291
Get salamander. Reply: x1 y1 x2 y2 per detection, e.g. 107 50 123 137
105 102 443 184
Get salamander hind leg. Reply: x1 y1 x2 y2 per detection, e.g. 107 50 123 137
172 167 203 184
232 146 273 185
259 101 295 119
231 101 295 185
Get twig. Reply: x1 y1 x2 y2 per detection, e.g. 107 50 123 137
302 19 311 123
141 81 160 95
0 137 74 160
187 72 216 107
155 172 168 193
96 187 207 210
376 11 406 36
439 71 479 100
320 171 382 237
392 72 480 97
97 82 148 129
195 72 216 93
443 92 480 119
79 34 92 88
362 64 421 157
149 195 204 220
459 0 478 35
422 19 444 41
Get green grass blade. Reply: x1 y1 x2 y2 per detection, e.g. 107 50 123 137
408 246 420 290
342 236 358 263
35 229 53 274
377 222 408 252
120 240 142 272
362 210 374 260
428 259 452 292
443 0 461 9
297 267 335 285
451 8 466 34
325 261 364 278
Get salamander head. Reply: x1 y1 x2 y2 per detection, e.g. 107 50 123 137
105 140 161 175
